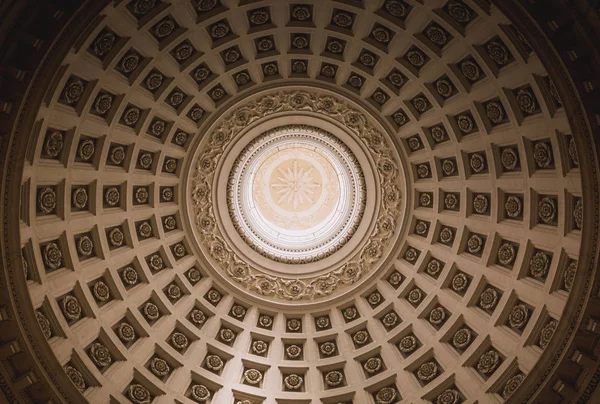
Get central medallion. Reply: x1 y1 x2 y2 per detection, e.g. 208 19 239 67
189 89 406 301
267 158 324 213
228 125 366 264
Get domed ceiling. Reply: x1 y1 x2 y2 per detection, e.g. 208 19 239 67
1 0 599 403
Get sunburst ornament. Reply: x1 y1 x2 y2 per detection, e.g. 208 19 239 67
271 159 321 209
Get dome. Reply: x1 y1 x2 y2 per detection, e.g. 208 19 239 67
1 0 600 403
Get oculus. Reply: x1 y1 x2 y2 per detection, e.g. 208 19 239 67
228 125 366 264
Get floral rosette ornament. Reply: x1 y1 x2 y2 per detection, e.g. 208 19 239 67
324 370 344 387
284 374 303 390
399 335 417 353
417 361 438 382
477 349 500 375
320 341 336 356
251 340 268 355
243 369 263 385
117 322 136 342
89 342 112 368
190 309 207 326
437 389 460 404
64 365 86 392
286 344 302 359
190 384 211 402
353 330 370 346
171 332 188 350
375 387 397 404
205 355 224 372
128 384 151 404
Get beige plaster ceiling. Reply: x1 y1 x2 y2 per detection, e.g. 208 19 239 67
8 0 589 403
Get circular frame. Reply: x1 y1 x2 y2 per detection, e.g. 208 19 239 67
227 124 366 265
186 87 408 302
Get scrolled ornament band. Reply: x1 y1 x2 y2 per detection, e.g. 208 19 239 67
191 90 404 300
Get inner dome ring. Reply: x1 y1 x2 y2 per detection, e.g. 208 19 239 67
228 125 366 264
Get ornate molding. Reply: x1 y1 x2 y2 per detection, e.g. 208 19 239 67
191 90 403 300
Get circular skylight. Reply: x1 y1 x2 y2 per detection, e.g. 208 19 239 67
228 125 365 263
